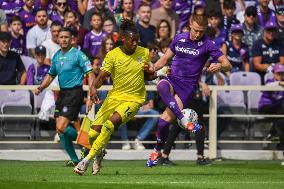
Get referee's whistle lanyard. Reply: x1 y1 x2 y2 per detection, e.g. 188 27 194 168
257 7 276 28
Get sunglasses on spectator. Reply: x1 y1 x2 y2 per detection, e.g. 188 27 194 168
57 2 67 7
149 48 158 52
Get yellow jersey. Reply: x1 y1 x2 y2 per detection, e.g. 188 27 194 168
100 46 150 104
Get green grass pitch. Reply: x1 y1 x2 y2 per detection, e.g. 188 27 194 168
0 160 284 189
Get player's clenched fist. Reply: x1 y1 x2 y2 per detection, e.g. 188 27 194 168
143 62 155 75
207 63 222 73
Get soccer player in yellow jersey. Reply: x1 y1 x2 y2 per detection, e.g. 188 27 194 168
74 19 157 175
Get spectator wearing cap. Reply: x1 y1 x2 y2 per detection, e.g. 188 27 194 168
221 24 250 73
258 63 284 150
252 21 284 83
0 31 26 85
275 7 284 42
150 0 179 38
26 45 50 85
42 21 62 65
26 9 51 58
257 0 277 29
0 9 8 32
242 6 262 57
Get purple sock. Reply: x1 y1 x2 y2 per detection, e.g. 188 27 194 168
155 118 170 151
157 80 184 120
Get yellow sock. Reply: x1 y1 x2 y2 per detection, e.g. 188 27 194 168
87 120 114 160
88 128 100 146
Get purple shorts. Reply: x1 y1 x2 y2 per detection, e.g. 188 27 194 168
166 75 198 108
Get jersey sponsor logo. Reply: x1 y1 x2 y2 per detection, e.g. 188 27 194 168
85 61 92 70
263 48 279 57
175 45 199 55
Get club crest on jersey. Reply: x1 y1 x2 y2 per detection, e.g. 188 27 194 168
60 61 64 66
137 57 142 63
198 41 203 46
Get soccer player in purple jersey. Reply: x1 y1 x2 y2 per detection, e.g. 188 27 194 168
146 14 232 167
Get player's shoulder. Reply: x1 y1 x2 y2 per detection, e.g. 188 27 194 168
136 46 149 53
173 32 189 42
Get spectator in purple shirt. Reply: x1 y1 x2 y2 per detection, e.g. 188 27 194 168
9 16 27 55
26 45 50 85
0 0 23 23
146 14 232 167
259 63 284 150
49 0 68 26
208 10 227 48
83 13 106 58
17 0 36 34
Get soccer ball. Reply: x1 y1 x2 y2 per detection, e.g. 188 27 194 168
177 108 198 129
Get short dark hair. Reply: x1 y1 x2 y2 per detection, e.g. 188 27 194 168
0 32 12 41
119 19 138 36
138 2 151 10
36 8 48 16
223 0 236 9
208 10 222 18
245 6 257 16
50 20 62 28
60 27 72 35
10 16 22 24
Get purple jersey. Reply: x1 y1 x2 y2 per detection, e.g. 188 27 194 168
259 78 284 109
26 63 50 85
167 32 223 106
83 31 106 57
172 0 192 33
10 34 27 55
49 11 64 26
17 9 36 34
0 0 23 23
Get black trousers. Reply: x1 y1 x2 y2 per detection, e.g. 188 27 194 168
163 97 206 156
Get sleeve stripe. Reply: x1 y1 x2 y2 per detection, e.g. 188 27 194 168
85 69 93 75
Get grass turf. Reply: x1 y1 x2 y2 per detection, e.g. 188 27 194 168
0 160 284 189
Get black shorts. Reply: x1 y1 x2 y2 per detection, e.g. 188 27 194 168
54 87 84 121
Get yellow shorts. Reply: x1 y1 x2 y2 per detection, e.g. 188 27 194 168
93 97 141 126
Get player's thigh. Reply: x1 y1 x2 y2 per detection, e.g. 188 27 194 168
115 101 141 125
160 94 184 122
92 98 120 126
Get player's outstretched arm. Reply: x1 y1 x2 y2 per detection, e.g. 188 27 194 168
207 55 232 73
90 70 109 104
34 74 55 95
153 48 174 71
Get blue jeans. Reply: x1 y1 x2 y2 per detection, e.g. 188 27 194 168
118 108 159 140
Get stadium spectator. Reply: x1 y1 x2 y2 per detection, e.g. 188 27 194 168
158 38 171 57
0 9 8 32
205 0 222 16
207 10 227 48
133 0 160 12
83 0 113 31
222 0 240 36
34 0 53 13
0 31 26 85
252 21 284 83
97 34 114 62
74 19 157 175
160 82 212 166
42 21 62 65
275 7 284 42
156 19 171 43
26 45 50 85
221 24 250 73
64 10 88 48
17 0 36 34
102 16 119 42
146 15 232 167
9 16 27 55
193 1 206 16
258 63 284 150
172 0 192 33
257 0 277 29
242 6 262 58
26 8 51 58
35 28 94 166
150 0 179 38
49 0 68 26
83 13 106 58
115 0 137 27
136 3 156 48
